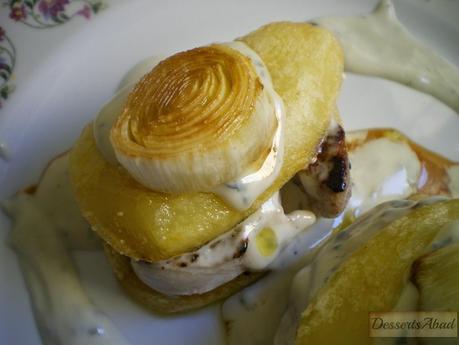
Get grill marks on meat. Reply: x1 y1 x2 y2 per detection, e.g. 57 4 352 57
294 122 351 218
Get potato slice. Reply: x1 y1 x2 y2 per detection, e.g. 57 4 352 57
295 198 459 345
412 241 459 345
70 22 344 261
413 243 459 313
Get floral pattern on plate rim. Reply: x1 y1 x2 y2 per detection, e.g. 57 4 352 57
6 0 106 28
0 27 15 108
0 0 106 108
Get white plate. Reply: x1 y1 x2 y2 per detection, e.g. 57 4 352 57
0 0 458 344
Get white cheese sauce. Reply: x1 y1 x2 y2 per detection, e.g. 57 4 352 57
211 42 285 211
222 218 334 345
347 135 421 216
1 155 129 345
131 192 315 296
315 0 459 113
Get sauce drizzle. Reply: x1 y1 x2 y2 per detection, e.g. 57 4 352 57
315 0 459 113
2 155 129 345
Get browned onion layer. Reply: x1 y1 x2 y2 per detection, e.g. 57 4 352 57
112 45 263 158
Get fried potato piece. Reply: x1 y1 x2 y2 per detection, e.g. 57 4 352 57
70 22 344 261
413 242 459 313
295 198 459 345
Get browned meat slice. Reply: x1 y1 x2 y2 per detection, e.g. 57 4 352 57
282 121 351 218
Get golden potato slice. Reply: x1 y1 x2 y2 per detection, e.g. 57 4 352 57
70 22 344 261
295 198 459 345
412 241 459 345
413 242 459 313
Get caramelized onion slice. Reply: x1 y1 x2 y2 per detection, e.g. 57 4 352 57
110 44 277 193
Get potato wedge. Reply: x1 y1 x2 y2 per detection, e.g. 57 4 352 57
295 198 459 345
413 242 459 313
412 240 459 345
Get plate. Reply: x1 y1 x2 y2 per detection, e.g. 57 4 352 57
0 0 458 344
